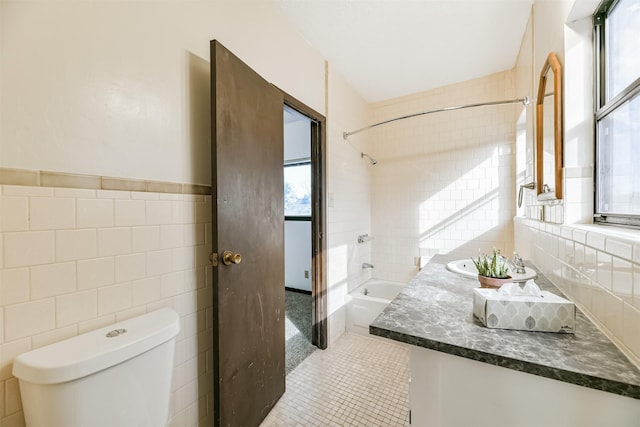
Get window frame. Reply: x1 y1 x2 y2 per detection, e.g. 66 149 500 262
593 0 640 227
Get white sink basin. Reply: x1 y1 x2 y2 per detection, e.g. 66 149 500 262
446 259 537 282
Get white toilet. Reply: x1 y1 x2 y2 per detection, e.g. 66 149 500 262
13 308 180 427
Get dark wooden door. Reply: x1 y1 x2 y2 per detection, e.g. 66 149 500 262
210 40 285 427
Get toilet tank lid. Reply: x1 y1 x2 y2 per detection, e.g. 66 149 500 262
12 308 180 385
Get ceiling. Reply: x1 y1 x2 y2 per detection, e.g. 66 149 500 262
277 0 534 103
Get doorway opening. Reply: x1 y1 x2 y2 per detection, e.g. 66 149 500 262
282 97 327 374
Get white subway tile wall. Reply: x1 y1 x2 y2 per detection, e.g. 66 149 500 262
326 123 373 344
369 71 518 283
515 218 640 365
3 232 56 269
326 65 374 344
77 198 114 228
0 185 213 426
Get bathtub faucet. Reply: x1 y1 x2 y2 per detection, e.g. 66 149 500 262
362 263 374 269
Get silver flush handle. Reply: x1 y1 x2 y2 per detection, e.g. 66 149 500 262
105 328 127 338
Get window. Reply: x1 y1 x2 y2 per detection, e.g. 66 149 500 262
284 162 311 218
594 0 640 227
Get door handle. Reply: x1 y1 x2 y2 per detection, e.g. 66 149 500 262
222 250 242 266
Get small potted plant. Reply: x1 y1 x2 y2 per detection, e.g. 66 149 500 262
472 249 511 288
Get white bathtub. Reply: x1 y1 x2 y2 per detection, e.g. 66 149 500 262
345 279 406 335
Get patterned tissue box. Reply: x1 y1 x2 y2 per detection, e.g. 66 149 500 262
472 288 575 333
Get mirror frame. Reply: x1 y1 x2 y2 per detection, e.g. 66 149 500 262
536 52 563 200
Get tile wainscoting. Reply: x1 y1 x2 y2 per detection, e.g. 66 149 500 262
515 217 640 366
0 174 214 427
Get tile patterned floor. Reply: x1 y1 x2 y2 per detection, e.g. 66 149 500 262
261 332 410 427
285 290 316 374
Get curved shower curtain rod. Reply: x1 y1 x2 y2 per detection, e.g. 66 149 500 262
342 96 530 140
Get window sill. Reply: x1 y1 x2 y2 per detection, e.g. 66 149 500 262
514 217 640 262
569 222 640 242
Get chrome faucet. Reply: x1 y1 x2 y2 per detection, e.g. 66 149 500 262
362 263 374 269
512 252 526 274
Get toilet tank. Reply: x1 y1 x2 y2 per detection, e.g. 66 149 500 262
13 308 180 427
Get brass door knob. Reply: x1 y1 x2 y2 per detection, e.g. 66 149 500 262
222 250 242 266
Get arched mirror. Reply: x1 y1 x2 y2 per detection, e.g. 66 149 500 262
536 52 563 200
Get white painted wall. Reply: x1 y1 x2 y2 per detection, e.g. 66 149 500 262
515 9 535 220
285 221 312 292
0 0 325 184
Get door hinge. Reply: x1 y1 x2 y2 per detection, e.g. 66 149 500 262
209 252 218 267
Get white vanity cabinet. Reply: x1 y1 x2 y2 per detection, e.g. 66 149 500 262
410 346 640 427
369 255 640 427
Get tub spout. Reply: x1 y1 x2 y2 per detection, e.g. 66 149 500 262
362 263 374 269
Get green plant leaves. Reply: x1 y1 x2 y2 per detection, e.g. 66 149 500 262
472 248 509 278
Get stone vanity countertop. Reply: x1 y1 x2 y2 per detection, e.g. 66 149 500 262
370 254 640 400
